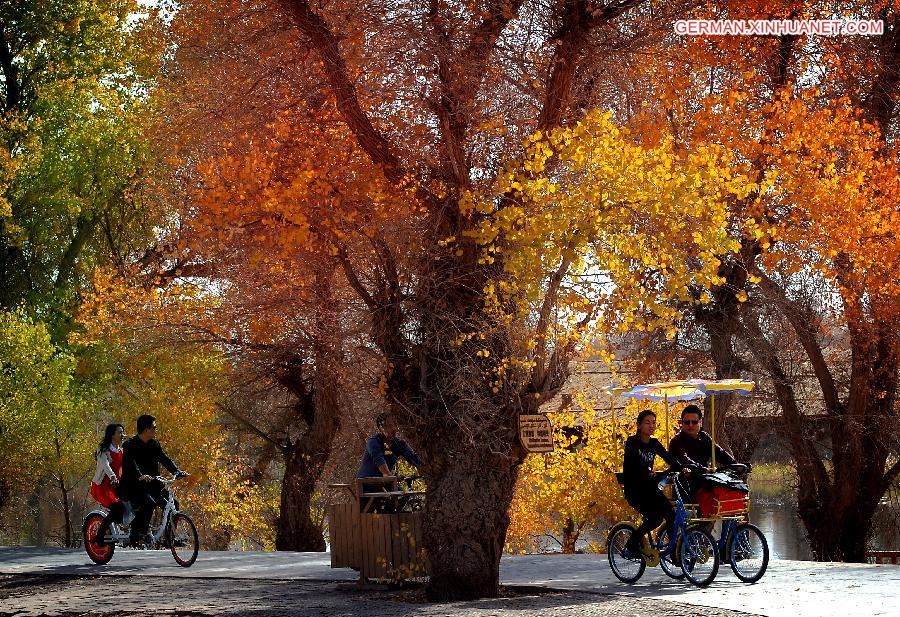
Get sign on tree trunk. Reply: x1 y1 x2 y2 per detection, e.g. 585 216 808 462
518 414 554 453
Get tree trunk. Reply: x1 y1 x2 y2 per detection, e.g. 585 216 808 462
52 437 74 547
57 477 73 548
275 443 328 551
561 518 578 554
800 449 883 562
275 270 342 551
422 451 521 601
739 297 899 562
0 477 9 516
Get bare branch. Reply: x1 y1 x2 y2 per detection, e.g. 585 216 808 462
335 245 378 310
216 401 285 450
539 0 643 130
751 266 843 416
861 10 900 134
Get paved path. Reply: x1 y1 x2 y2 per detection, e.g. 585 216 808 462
2 548 898 617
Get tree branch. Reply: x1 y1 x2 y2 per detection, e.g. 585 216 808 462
751 266 843 416
0 20 22 113
281 1 402 180
216 401 286 450
539 0 643 130
861 10 900 134
55 214 100 288
737 302 831 492
882 457 900 495
335 245 378 310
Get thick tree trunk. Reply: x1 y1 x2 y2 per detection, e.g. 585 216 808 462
275 444 327 551
740 297 898 562
422 451 521 601
694 255 754 452
801 446 883 562
803 496 877 562
275 271 342 552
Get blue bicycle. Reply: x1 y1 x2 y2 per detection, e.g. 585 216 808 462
608 470 719 586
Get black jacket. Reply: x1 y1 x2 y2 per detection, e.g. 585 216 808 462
622 435 677 495
120 436 178 495
668 430 735 470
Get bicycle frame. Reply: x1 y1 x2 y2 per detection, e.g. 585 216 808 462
647 472 693 558
99 476 179 546
150 478 179 544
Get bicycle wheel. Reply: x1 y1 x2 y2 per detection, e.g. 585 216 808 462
83 513 115 565
729 523 769 583
679 526 719 587
607 523 646 584
657 528 685 579
170 512 199 567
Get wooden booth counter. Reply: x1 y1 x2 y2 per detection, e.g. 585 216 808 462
327 477 429 581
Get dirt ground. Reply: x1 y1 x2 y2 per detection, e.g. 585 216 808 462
0 574 760 617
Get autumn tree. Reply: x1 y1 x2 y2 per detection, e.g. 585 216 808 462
0 1 167 530
0 0 163 319
0 312 74 518
74 272 292 549
152 0 757 599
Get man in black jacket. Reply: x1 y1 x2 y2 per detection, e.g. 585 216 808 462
668 404 749 498
668 405 737 470
119 415 186 546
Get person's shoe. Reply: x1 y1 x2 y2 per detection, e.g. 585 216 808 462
127 533 152 548
621 540 643 560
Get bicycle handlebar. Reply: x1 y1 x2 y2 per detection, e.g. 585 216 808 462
666 462 750 478
719 462 750 474
154 473 187 484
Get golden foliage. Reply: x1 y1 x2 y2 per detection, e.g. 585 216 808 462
506 392 682 554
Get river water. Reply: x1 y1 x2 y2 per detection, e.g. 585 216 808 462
747 483 900 560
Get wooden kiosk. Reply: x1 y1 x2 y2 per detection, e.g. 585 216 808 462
327 477 429 581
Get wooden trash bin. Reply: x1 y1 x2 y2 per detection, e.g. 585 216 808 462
327 478 430 581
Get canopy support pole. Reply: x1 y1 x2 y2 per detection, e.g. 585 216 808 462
710 394 716 470
664 393 669 445
610 396 616 455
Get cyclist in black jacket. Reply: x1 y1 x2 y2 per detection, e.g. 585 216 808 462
621 409 687 555
119 415 186 546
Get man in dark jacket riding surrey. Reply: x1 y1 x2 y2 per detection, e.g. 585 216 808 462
668 404 749 497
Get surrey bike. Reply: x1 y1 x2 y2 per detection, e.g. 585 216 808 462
608 470 720 587
693 463 769 583
83 474 199 567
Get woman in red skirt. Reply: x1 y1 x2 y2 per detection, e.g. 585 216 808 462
90 423 125 544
